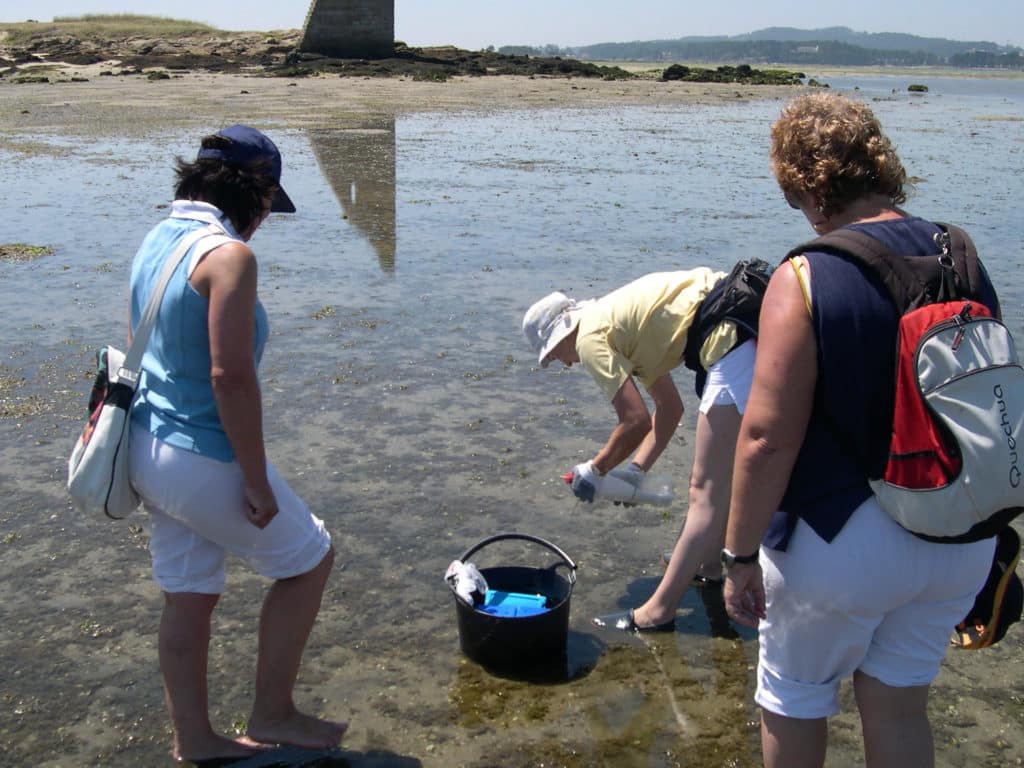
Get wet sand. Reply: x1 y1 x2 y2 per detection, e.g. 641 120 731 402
1 70 1022 768
1 68 801 135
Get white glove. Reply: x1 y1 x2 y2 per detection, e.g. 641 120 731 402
570 460 599 502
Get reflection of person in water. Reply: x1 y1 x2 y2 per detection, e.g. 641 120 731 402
126 125 347 764
522 267 762 634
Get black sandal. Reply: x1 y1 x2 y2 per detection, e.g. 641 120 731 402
592 608 676 633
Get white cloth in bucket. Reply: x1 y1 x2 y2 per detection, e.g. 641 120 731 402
445 560 489 606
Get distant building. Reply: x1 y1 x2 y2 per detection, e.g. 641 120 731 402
300 0 395 59
795 45 820 54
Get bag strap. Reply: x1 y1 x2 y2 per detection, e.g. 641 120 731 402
117 224 222 384
785 222 984 313
937 222 986 307
786 228 922 311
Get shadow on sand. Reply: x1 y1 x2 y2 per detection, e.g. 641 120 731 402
184 745 422 768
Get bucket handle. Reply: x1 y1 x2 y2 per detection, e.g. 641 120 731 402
458 532 577 585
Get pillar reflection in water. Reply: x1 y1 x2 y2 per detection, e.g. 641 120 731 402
308 120 397 273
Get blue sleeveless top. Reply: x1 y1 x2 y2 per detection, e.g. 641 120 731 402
129 202 268 462
764 217 1000 550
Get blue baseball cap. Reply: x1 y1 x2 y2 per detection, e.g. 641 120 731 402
196 124 296 213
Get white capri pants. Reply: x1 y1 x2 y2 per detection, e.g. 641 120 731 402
129 423 332 594
755 496 994 719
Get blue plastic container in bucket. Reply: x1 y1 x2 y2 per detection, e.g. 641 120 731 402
450 533 577 668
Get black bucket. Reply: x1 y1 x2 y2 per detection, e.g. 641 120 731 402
450 533 577 669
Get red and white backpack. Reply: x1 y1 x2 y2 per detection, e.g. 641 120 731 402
789 223 1024 543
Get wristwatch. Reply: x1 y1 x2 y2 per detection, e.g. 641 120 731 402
720 547 759 570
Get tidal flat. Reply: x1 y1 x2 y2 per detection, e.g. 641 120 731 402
1 68 1022 767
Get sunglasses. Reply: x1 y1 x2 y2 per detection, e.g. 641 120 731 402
784 192 801 210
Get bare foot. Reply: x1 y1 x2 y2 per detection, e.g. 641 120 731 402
174 734 260 764
247 710 348 750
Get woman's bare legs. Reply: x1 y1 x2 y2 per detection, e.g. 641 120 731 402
762 709 828 768
246 545 348 749
854 671 934 768
160 592 259 762
759 674 932 767
632 404 742 628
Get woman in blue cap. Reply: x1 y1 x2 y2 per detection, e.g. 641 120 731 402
127 126 347 764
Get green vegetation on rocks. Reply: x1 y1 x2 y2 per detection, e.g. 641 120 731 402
0 243 53 262
0 16 634 80
2 14 218 45
661 63 804 85
281 42 635 80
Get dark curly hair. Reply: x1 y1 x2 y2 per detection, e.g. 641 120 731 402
770 92 907 218
174 134 279 234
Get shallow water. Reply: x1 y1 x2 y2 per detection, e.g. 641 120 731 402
1 77 1023 767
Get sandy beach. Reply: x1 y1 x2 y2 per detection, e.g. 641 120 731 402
2 68 1022 768
1 68 804 135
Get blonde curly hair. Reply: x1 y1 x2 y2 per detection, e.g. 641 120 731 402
770 92 907 218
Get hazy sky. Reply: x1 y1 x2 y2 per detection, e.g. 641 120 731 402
4 1 1022 49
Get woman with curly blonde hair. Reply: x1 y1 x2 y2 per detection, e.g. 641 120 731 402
769 92 907 221
722 92 1001 766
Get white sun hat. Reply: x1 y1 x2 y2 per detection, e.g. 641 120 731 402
522 291 590 367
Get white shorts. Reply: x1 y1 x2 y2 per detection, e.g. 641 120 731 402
128 423 331 594
699 339 755 414
755 496 994 719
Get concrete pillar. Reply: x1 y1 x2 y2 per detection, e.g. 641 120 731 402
300 0 395 59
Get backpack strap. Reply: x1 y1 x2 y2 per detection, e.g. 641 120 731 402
785 222 985 313
936 222 986 305
682 259 771 392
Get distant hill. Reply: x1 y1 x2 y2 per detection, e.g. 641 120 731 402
500 26 1023 69
739 27 1014 58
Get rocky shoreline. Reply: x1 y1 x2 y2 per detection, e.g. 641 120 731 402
0 24 803 84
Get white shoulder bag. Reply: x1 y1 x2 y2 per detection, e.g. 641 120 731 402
67 224 220 519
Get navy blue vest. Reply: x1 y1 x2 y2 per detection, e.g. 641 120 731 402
763 217 1000 550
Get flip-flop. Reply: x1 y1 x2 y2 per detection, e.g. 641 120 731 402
659 552 723 587
186 758 257 768
592 608 675 633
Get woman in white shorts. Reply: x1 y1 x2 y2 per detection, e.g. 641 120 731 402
522 265 764 633
126 126 346 765
723 93 997 766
